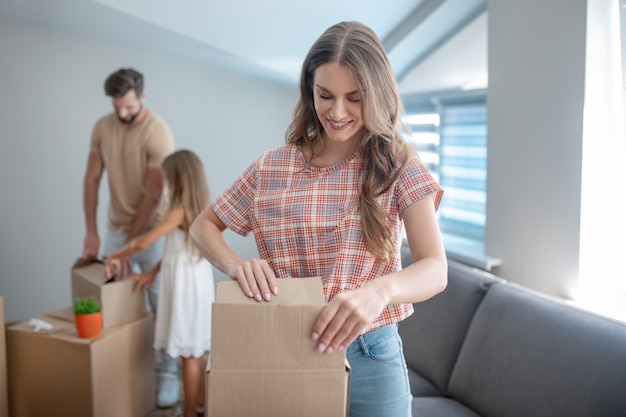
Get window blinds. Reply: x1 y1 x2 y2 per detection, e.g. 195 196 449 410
402 91 487 250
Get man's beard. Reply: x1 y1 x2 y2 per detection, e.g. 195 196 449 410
117 103 143 124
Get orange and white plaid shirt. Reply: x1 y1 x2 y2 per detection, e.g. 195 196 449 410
212 143 443 332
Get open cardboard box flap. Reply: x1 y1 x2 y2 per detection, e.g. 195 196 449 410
216 276 326 305
207 277 350 416
211 277 346 371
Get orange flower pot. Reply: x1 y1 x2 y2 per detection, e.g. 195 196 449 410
74 312 102 338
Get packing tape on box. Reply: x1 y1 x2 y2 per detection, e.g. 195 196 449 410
29 318 53 332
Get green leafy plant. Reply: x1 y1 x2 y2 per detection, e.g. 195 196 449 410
74 296 101 315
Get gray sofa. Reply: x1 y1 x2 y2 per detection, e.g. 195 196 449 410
398 255 626 417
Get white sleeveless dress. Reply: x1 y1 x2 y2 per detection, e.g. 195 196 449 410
154 227 215 358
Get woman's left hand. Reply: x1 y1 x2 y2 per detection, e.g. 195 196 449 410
311 283 388 354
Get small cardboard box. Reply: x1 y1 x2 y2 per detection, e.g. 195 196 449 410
45 306 76 322
0 296 8 417
7 313 155 417
72 258 148 328
206 278 350 417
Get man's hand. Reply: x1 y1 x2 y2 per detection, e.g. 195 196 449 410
82 232 100 260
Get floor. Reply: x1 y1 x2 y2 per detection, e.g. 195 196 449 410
144 379 185 417
145 404 182 417
145 354 207 417
145 403 205 417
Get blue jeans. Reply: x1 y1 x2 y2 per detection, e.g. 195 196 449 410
346 324 412 417
102 229 179 375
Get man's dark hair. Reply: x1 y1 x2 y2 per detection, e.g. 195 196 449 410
104 68 144 98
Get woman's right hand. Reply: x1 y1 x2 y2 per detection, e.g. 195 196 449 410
189 206 278 300
228 258 278 302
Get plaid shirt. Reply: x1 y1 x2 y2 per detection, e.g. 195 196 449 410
212 143 443 332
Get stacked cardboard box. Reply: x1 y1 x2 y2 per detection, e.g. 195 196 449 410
6 259 155 417
206 277 350 417
0 296 8 417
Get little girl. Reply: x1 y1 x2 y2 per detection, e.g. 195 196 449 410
104 149 214 417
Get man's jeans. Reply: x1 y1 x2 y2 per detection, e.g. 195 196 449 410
102 229 178 375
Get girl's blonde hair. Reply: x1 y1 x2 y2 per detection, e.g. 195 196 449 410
286 21 414 259
162 150 210 255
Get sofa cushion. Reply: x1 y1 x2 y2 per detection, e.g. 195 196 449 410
448 282 626 417
407 367 440 397
412 397 482 417
398 260 501 395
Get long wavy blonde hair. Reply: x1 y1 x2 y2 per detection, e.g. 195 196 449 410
162 150 210 256
286 21 414 259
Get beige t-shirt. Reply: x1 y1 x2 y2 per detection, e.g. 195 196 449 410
90 110 174 234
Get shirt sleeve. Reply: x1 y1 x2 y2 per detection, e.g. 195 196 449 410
396 156 444 216
89 117 104 153
211 155 262 236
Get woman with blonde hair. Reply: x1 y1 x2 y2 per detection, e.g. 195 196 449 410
106 149 213 417
191 21 447 416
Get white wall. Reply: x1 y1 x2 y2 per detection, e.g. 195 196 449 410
0 20 298 322
486 0 587 297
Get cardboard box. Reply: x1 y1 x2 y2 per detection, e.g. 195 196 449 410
206 278 350 417
72 258 149 328
45 306 76 322
7 313 155 417
0 297 8 417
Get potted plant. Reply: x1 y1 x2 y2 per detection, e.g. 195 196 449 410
73 296 102 338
